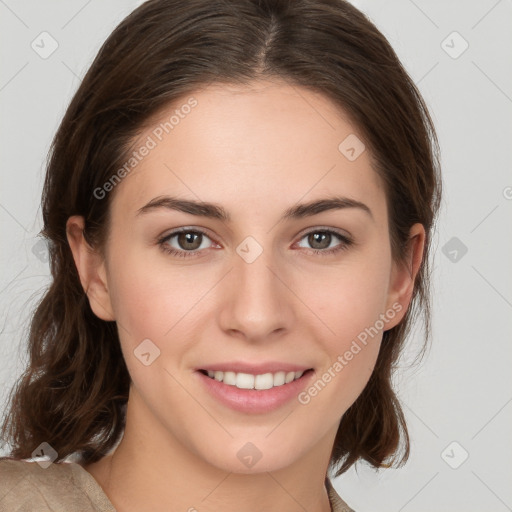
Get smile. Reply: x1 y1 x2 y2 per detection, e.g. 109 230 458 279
199 369 310 390
195 368 315 414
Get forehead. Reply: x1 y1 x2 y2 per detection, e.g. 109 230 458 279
111 80 386 222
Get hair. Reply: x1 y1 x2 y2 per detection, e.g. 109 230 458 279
1 0 441 476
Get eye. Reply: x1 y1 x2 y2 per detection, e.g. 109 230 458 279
157 228 215 258
295 229 353 256
157 227 353 259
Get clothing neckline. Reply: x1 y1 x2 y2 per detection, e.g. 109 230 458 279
73 462 347 512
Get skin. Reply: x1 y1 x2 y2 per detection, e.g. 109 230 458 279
67 79 425 512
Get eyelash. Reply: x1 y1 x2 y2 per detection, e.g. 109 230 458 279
157 227 353 259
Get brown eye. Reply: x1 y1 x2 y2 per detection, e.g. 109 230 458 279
158 229 214 257
176 232 203 250
307 232 332 250
296 229 353 256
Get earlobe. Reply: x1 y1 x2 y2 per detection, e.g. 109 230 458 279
66 215 115 321
385 223 426 329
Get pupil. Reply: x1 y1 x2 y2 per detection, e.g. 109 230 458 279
179 232 201 250
310 232 330 249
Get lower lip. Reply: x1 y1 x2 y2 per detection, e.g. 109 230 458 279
195 370 315 414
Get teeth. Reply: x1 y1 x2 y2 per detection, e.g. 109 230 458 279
254 373 273 390
273 371 285 386
223 371 237 386
236 372 254 389
203 369 307 389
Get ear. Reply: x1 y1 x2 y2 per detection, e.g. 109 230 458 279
384 223 425 329
66 215 115 321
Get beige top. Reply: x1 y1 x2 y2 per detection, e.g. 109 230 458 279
0 459 354 512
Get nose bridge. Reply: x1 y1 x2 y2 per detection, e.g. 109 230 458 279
219 236 292 340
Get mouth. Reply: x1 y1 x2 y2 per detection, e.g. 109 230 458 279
195 367 315 413
197 368 314 390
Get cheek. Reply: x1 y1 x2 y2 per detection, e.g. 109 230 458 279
108 242 193 332
106 246 218 370
297 253 391 399
106 257 199 400
307 257 391 343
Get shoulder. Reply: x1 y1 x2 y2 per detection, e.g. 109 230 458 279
0 458 116 512
325 477 356 512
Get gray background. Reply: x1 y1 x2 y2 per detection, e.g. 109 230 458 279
1 1 511 511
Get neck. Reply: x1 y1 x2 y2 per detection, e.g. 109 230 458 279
84 388 336 512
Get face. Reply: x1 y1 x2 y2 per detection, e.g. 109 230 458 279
69 79 421 474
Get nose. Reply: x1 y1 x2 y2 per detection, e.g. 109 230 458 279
217 244 295 343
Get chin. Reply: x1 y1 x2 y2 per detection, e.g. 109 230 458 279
199 443 296 475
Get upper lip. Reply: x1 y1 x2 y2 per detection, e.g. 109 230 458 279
196 361 313 375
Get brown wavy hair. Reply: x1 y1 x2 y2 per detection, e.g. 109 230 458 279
1 0 441 476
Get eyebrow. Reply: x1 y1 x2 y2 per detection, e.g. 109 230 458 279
136 195 373 222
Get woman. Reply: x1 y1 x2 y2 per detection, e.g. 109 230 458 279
0 0 441 510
